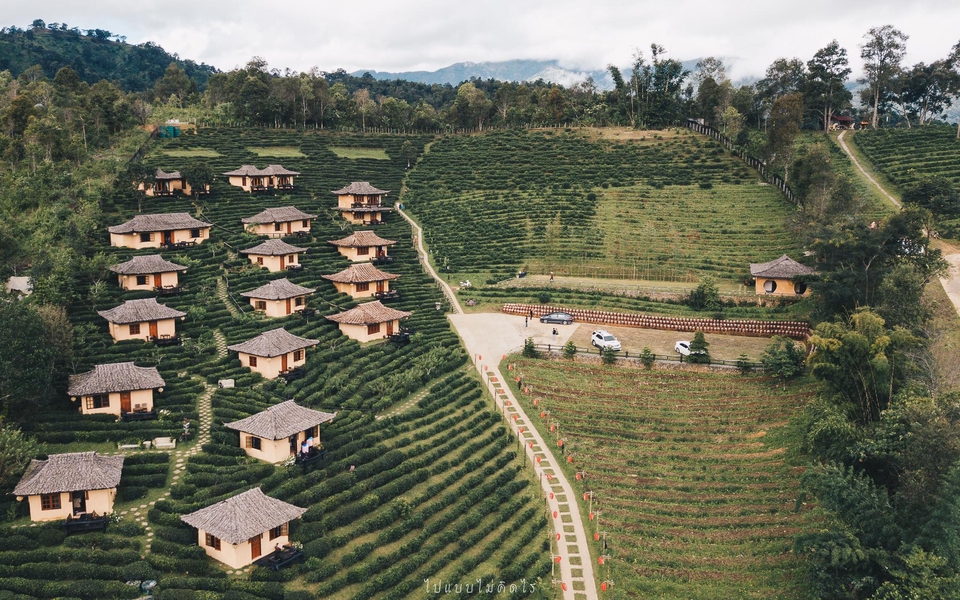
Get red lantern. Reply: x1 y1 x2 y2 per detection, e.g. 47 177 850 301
594 532 600 541
598 556 605 565
555 556 562 564
533 398 539 405
519 427 525 433
478 355 482 361
561 583 568 592
536 456 542 463
547 473 553 480
601 582 608 591
512 414 518 420
583 492 589 501
541 411 546 418
557 440 563 447
550 425 555 432
553 510 558 518
529 441 534 448
589 512 595 520
549 492 555 500
556 533 561 541
575 472 582 481
567 456 574 463
505 400 511 405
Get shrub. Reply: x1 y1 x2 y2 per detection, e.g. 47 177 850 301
688 277 720 311
736 353 753 375
521 338 539 359
687 331 711 364
600 347 617 365
761 336 806 380
536 292 551 304
562 340 577 360
640 347 655 369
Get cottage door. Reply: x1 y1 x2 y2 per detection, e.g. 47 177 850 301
280 256 285 270
148 321 158 339
120 392 131 413
153 274 162 288
285 299 291 315
376 281 385 294
163 231 172 245
250 534 262 559
386 320 394 336
71 491 86 515
287 221 292 234
281 354 288 373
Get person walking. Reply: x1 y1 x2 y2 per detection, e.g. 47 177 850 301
525 316 529 327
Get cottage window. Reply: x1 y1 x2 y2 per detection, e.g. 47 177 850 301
41 493 61 510
249 356 258 367
245 436 262 450
140 233 152 243
357 246 369 256
763 280 777 294
255 301 267 311
274 222 282 232
190 229 201 239
356 282 370 292
301 220 308 228
136 275 148 286
257 257 264 265
129 323 141 335
293 350 303 361
86 395 109 410
294 297 304 307
306 425 318 438
287 255 296 263
367 323 381 335
794 282 807 295
269 522 289 540
205 533 221 550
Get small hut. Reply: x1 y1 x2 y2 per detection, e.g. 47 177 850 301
98 298 187 343
108 213 211 249
241 206 317 238
749 255 816 296
139 169 186 197
180 487 306 569
225 400 336 463
331 182 392 225
14 452 123 522
227 328 319 379
322 263 400 300
223 165 300 192
327 230 397 263
240 279 316 317
110 254 188 292
68 362 165 417
325 301 411 342
240 240 308 273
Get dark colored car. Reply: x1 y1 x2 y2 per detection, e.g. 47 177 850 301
539 311 574 325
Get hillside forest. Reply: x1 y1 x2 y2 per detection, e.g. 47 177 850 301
0 18 959 600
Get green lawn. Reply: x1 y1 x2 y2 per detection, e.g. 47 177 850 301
247 146 307 157
161 148 222 157
328 146 390 160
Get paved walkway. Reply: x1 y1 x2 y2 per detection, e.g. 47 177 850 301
400 202 597 598
837 131 901 209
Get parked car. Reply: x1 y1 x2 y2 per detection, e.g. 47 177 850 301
675 341 706 356
591 330 621 351
539 311 574 325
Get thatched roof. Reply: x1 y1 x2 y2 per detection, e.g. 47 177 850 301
325 301 411 325
750 255 816 279
108 213 211 234
180 488 306 545
322 263 400 284
327 230 397 248
241 206 317 224
227 328 319 357
223 165 300 177
155 169 183 180
110 254 188 275
241 240 307 257
14 452 123 496
331 182 389 196
224 400 336 440
68 362 165 396
240 279 316 301
98 298 186 324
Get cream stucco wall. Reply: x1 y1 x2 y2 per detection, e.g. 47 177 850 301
76 388 155 416
246 253 299 273
333 246 389 263
336 319 399 343
196 528 288 569
240 428 320 463
754 277 810 297
341 210 386 225
24 488 117 522
110 228 209 250
117 271 180 291
332 280 391 299
249 296 308 318
238 350 308 380
247 221 312 238
107 318 178 343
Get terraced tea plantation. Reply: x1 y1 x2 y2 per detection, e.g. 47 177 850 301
0 128 550 598
853 125 960 191
404 128 800 282
511 358 820 599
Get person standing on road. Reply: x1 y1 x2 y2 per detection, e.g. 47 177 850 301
525 316 529 327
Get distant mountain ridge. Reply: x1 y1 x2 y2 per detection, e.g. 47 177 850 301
353 59 614 89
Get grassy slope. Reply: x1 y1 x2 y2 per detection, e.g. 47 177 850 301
404 128 800 282
509 358 820 600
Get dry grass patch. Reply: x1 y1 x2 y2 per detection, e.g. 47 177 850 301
328 146 390 160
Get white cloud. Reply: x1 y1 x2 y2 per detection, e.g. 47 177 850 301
10 0 960 79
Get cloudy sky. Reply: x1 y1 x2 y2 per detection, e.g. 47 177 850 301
10 0 960 80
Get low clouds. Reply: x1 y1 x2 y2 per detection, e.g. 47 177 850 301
12 0 960 79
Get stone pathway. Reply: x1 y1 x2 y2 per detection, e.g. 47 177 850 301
376 388 429 420
836 131 902 209
217 276 241 318
212 329 228 359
